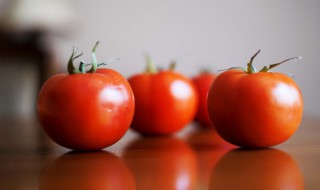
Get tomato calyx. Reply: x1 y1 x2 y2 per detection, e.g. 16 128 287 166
246 49 261 74
221 50 302 75
247 50 302 74
259 56 302 73
199 68 215 75
67 42 118 75
145 54 157 74
168 61 176 71
144 54 176 74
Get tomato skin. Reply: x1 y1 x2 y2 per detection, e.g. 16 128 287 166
37 68 134 151
128 70 198 135
207 69 303 148
192 73 216 127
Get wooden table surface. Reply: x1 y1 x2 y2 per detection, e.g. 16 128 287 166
0 115 319 190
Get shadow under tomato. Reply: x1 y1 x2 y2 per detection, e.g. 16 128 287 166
185 127 236 189
193 119 215 129
39 151 135 190
122 136 198 190
209 148 304 190
186 126 236 150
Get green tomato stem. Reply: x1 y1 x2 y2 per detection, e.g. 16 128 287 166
67 47 84 74
169 61 176 71
88 41 100 73
67 42 111 74
145 54 157 73
219 50 301 76
246 49 260 74
259 56 302 72
79 61 86 73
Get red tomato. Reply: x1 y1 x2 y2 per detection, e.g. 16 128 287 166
123 137 197 190
39 151 135 190
207 50 303 148
37 42 134 151
192 71 216 127
210 149 304 190
128 58 198 135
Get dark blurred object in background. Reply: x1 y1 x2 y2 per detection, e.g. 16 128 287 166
0 0 77 119
0 0 77 150
0 29 57 117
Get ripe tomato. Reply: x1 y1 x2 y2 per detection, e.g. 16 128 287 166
210 149 304 189
39 151 135 190
123 137 197 190
37 42 134 151
207 50 303 148
128 57 198 135
192 71 216 127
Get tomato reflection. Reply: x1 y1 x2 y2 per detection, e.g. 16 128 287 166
39 151 135 190
123 136 197 190
185 127 236 189
209 148 304 190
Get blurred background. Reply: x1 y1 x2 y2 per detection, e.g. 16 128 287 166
0 0 319 120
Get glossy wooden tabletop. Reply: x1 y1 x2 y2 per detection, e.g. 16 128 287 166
0 115 319 190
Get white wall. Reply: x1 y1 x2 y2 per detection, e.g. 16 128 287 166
1 0 320 118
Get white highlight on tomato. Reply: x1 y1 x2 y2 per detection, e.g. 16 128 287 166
100 87 128 105
176 171 191 190
273 82 300 106
171 80 192 100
